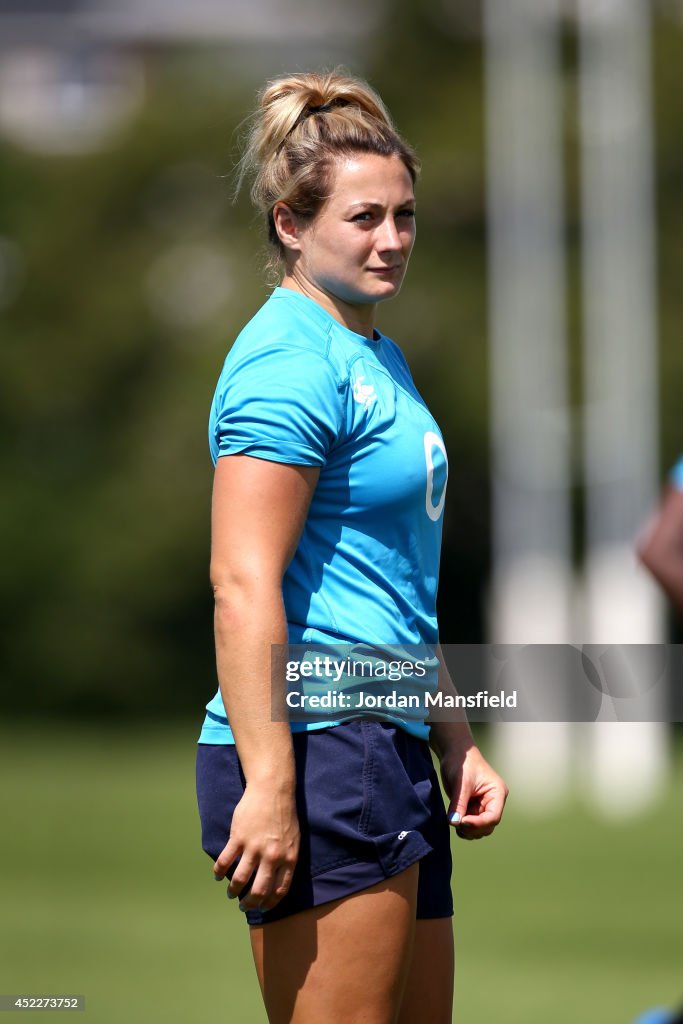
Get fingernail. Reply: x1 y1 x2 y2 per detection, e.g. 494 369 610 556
449 812 462 825
238 903 247 912
213 875 223 882
227 891 237 900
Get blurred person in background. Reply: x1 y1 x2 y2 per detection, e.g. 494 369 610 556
637 456 683 620
194 70 508 1023
632 1004 683 1024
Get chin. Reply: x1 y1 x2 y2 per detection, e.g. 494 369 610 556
336 277 403 306
366 276 403 298
373 281 403 301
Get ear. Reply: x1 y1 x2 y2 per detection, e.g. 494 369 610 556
272 202 304 252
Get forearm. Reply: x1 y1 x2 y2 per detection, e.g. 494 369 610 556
428 643 477 762
213 582 295 789
428 645 509 836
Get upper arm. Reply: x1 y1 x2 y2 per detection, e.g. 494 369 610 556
210 454 320 590
208 338 343 590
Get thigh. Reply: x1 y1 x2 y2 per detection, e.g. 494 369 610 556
249 864 419 1024
396 917 454 1024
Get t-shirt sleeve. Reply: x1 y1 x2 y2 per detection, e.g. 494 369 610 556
670 456 683 492
211 342 344 466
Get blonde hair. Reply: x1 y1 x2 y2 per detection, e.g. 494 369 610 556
235 70 419 273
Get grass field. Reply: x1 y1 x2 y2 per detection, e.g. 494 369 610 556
1 721 681 1023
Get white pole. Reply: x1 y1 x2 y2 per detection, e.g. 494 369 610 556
577 0 668 817
484 0 573 809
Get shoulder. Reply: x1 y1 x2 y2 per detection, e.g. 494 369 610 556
380 332 411 369
224 291 348 385
374 330 418 392
670 456 683 492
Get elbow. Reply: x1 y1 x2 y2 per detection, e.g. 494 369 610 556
209 562 281 609
210 557 253 594
636 537 655 572
210 572 284 638
637 546 666 586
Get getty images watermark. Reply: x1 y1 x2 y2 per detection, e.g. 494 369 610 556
270 644 683 723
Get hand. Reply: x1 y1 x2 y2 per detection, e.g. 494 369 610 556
440 745 508 841
213 781 300 912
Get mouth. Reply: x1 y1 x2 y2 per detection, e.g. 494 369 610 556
368 265 402 274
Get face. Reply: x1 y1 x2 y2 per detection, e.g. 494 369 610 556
280 153 416 310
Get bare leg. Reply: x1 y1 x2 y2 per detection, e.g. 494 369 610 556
250 863 419 1024
396 918 454 1024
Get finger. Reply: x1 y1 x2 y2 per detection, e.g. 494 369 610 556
227 854 258 901
213 838 241 881
259 864 295 911
447 785 469 827
457 825 495 840
461 809 498 829
455 822 480 840
461 794 506 831
238 862 276 911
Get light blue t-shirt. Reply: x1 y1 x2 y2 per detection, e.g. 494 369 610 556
670 456 683 491
198 287 448 743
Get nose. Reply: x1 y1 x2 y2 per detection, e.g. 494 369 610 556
377 215 402 253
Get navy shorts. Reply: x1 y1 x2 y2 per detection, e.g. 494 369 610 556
195 719 453 926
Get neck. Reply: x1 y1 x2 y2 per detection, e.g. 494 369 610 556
280 272 376 340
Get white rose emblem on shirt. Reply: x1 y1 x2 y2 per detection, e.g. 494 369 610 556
352 374 377 410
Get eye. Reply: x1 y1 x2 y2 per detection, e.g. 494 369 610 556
397 208 416 219
351 211 373 222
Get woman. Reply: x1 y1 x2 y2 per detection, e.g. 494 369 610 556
196 70 508 1024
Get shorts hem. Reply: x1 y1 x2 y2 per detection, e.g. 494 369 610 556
245 843 433 927
416 908 454 920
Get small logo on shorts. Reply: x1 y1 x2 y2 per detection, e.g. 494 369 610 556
397 830 412 841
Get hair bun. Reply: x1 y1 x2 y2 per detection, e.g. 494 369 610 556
254 71 393 161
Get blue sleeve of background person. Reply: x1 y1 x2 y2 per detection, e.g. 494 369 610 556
209 340 345 466
670 456 683 491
